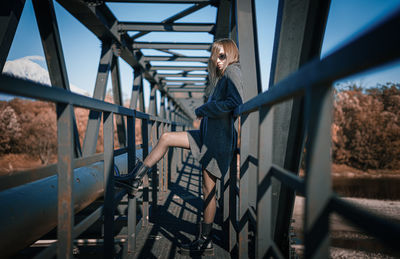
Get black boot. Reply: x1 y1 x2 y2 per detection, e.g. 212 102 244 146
180 222 214 256
115 160 151 196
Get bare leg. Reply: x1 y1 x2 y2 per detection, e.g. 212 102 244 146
143 131 190 167
202 169 217 224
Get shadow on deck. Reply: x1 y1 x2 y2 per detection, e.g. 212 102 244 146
131 153 230 259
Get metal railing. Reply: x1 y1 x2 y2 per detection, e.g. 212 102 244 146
0 74 188 258
222 7 400 259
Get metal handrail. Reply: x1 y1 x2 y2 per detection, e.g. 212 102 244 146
227 6 400 258
0 73 188 258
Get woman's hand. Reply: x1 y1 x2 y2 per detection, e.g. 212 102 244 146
197 116 203 120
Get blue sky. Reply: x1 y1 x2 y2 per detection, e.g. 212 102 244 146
4 0 400 105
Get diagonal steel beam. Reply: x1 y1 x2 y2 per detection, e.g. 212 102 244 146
82 42 113 156
119 22 214 32
0 0 25 72
33 0 83 157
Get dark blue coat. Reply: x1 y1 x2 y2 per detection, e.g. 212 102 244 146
187 63 244 179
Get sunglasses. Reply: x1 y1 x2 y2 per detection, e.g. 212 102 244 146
218 54 226 60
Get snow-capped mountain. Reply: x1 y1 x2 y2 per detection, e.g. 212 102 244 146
3 56 89 96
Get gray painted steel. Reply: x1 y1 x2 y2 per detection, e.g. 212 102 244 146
151 66 207 71
103 112 115 257
82 42 113 156
105 0 212 3
56 0 193 120
235 0 262 257
130 69 143 109
131 2 211 40
33 0 82 158
158 73 208 78
133 42 211 50
268 0 331 256
304 87 332 258
119 22 214 32
143 56 209 62
111 54 128 148
0 0 25 71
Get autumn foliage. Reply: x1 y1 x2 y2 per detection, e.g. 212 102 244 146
0 83 399 171
332 83 400 170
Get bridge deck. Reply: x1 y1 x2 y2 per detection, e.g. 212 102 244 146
130 153 230 258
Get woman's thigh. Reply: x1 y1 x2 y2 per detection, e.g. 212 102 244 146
163 131 190 149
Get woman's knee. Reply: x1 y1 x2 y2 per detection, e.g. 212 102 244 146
159 132 171 146
202 170 216 197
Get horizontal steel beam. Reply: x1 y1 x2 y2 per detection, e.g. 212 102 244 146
143 55 209 62
133 42 211 50
105 0 213 3
119 22 214 32
0 154 129 257
163 79 207 84
166 84 206 88
131 2 211 40
158 73 208 78
167 88 205 92
151 66 207 71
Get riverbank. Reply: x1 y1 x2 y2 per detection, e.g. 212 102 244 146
292 197 400 258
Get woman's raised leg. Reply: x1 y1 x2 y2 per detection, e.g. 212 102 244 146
143 131 190 167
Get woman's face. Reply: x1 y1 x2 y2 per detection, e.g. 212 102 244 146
216 47 227 71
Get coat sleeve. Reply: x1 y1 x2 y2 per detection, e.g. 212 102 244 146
195 69 243 118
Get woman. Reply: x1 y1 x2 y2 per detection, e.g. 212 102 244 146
118 38 244 255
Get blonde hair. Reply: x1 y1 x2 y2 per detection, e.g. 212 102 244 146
207 39 239 89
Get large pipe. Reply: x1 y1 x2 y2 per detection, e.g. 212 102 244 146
0 154 128 257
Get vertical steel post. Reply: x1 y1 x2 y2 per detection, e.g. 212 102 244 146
0 0 25 72
130 69 143 110
228 152 238 254
33 0 82 157
141 118 150 226
304 86 333 258
268 0 331 255
234 0 263 256
205 0 232 100
150 120 158 217
83 42 113 156
111 51 127 147
56 103 74 259
149 85 157 116
127 115 137 254
256 106 274 258
103 111 115 258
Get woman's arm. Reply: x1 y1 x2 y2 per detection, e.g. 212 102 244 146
195 72 243 118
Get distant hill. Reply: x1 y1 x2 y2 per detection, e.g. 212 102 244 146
2 56 89 96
